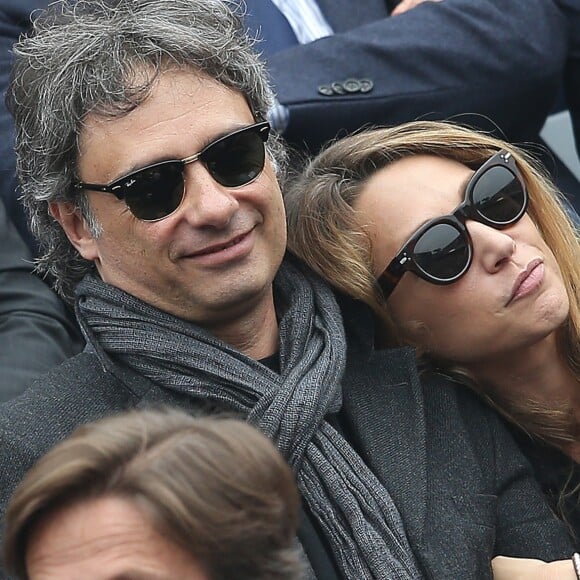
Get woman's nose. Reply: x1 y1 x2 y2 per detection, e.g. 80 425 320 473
467 220 516 273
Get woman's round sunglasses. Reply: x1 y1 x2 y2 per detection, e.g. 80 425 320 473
379 150 528 298
74 121 270 221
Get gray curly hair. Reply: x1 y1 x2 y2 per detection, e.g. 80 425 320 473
7 0 285 303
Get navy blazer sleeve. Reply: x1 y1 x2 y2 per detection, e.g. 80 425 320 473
0 195 83 401
267 0 569 152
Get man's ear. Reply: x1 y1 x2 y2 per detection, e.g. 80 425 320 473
49 201 99 261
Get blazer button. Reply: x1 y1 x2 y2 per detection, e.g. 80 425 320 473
318 78 374 97
343 78 361 93
359 78 374 93
331 81 347 95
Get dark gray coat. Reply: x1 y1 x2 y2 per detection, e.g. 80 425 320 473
0 301 572 579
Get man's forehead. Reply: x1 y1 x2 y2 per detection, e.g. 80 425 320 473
76 69 254 179
80 66 232 129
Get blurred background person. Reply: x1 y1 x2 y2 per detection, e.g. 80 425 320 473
0 195 82 401
3 407 302 580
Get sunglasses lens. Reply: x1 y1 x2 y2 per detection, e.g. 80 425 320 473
203 128 266 187
414 222 470 281
123 162 185 221
472 166 525 225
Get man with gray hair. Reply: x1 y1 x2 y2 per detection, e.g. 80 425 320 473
0 1 573 578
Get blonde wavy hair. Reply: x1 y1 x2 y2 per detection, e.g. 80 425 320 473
285 121 580 447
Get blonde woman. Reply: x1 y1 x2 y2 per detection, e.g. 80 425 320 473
285 121 580 539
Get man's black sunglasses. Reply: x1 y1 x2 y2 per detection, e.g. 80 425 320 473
74 121 271 221
379 150 528 298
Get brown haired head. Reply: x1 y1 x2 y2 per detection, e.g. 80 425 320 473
285 120 580 443
3 407 302 580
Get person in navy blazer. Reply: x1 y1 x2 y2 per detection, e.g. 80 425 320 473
260 0 569 152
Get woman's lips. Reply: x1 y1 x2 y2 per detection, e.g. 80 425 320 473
508 259 544 304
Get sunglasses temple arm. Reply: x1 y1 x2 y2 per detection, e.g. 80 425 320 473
377 264 404 299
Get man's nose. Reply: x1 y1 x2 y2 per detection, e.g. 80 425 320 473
179 162 240 228
467 220 516 273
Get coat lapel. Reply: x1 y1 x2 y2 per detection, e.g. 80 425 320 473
341 345 428 549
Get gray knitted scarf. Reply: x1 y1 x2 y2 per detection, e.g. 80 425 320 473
76 259 422 580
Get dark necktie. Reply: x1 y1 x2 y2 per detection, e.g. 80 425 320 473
243 0 299 58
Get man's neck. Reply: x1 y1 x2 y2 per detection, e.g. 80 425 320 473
205 290 280 360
